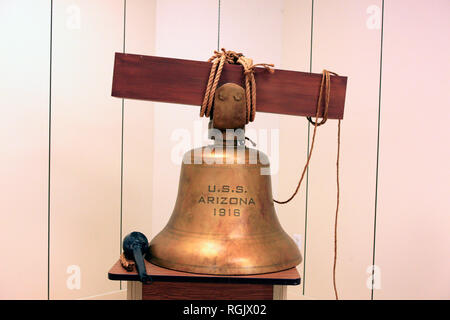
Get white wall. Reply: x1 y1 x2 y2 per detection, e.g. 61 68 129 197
0 0 449 300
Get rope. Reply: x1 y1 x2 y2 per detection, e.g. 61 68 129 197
119 252 135 272
200 48 274 123
272 69 341 300
273 70 336 204
333 119 341 300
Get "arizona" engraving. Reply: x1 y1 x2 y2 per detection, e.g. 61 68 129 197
198 196 255 205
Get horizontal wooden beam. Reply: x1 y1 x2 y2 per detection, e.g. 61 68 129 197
112 53 347 119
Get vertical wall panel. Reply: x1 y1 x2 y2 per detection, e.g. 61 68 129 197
307 0 382 299
278 0 312 300
50 0 123 299
151 0 219 237
219 0 283 188
121 0 156 253
0 0 50 299
219 0 312 300
220 0 283 184
220 0 313 300
374 0 450 299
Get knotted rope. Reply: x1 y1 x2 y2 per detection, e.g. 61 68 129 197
200 48 274 123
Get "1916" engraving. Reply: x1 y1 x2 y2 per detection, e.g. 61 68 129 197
214 208 241 216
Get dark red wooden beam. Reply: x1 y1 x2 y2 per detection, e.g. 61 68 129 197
112 53 347 119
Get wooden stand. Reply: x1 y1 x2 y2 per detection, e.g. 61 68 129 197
108 260 300 300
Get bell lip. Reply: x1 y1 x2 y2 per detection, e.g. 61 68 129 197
147 256 302 276
148 226 303 276
148 228 303 276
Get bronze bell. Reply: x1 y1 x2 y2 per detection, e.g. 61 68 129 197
148 83 301 275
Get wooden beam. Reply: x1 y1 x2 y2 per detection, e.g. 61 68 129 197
112 53 347 119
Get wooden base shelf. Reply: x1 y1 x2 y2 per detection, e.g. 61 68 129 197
108 260 300 300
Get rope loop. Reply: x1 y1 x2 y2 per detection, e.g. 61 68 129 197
305 69 337 127
200 48 274 124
